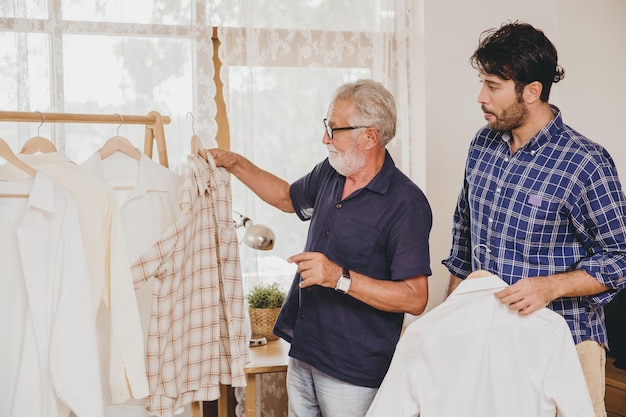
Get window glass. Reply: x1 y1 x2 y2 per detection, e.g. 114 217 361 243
0 32 50 147
62 0 192 25
62 34 193 167
0 1 48 18
0 33 50 110
208 0 395 32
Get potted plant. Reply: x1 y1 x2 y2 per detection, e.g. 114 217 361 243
247 282 286 341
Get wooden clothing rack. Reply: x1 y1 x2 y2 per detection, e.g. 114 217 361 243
0 110 171 167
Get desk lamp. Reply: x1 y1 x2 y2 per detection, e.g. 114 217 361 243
233 212 275 251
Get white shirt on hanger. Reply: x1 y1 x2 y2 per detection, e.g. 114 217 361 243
0 171 103 417
81 150 183 415
366 273 594 417
80 151 183 264
13 152 131 307
9 151 151 405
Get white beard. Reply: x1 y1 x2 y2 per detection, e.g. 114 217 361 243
327 144 366 177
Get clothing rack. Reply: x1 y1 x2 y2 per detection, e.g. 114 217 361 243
0 110 171 167
0 109 207 416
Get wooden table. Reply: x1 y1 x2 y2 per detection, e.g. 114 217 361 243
215 339 289 417
244 338 290 417
606 357 626 417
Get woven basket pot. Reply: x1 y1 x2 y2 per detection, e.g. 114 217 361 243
249 307 281 341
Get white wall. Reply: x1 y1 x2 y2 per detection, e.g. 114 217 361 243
420 0 626 313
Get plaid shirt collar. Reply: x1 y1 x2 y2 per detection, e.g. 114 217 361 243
499 104 563 155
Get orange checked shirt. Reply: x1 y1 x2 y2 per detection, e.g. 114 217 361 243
131 154 248 417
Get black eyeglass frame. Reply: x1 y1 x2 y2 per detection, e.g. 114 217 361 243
323 118 369 140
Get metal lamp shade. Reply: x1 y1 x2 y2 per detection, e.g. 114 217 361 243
243 223 275 251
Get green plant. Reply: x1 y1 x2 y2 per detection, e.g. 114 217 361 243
246 282 286 309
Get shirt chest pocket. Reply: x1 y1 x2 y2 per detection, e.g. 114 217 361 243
327 217 380 269
513 194 567 242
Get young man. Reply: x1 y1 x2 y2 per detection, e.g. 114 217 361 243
211 79 432 416
443 22 626 416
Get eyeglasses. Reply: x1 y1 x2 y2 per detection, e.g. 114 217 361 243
323 118 369 140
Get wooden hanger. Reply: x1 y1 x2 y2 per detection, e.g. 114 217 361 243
188 112 207 160
19 111 57 154
467 270 493 280
99 115 141 160
185 111 206 160
20 136 57 154
99 136 142 160
191 134 207 160
0 138 36 198
0 138 36 177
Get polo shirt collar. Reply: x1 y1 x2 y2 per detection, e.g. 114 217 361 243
362 150 395 196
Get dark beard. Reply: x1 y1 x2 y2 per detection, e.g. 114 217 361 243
486 97 528 132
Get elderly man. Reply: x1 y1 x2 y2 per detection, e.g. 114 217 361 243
210 79 432 417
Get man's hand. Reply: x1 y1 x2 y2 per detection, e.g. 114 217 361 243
208 148 239 171
495 276 555 315
288 252 340 289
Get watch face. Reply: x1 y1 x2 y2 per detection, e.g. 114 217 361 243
336 276 351 293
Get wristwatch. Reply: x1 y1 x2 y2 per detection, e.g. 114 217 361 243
335 267 352 294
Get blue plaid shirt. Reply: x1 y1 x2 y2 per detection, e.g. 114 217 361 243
443 106 626 347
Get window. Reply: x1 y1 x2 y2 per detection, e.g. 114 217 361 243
1 0 417 295
1 0 212 172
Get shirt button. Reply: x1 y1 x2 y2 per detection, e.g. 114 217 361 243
504 157 509 162
324 230 330 237
488 218 493 223
300 314 305 320
336 203 342 208
496 188 501 193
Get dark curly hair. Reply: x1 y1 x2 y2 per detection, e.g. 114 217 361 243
470 21 565 101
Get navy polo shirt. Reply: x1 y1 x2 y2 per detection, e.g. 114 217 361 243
273 151 432 388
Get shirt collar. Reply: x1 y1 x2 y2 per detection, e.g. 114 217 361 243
500 105 563 156
83 150 171 195
449 274 509 298
133 153 172 194
188 154 212 194
26 171 57 214
362 150 396 195
0 164 56 213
